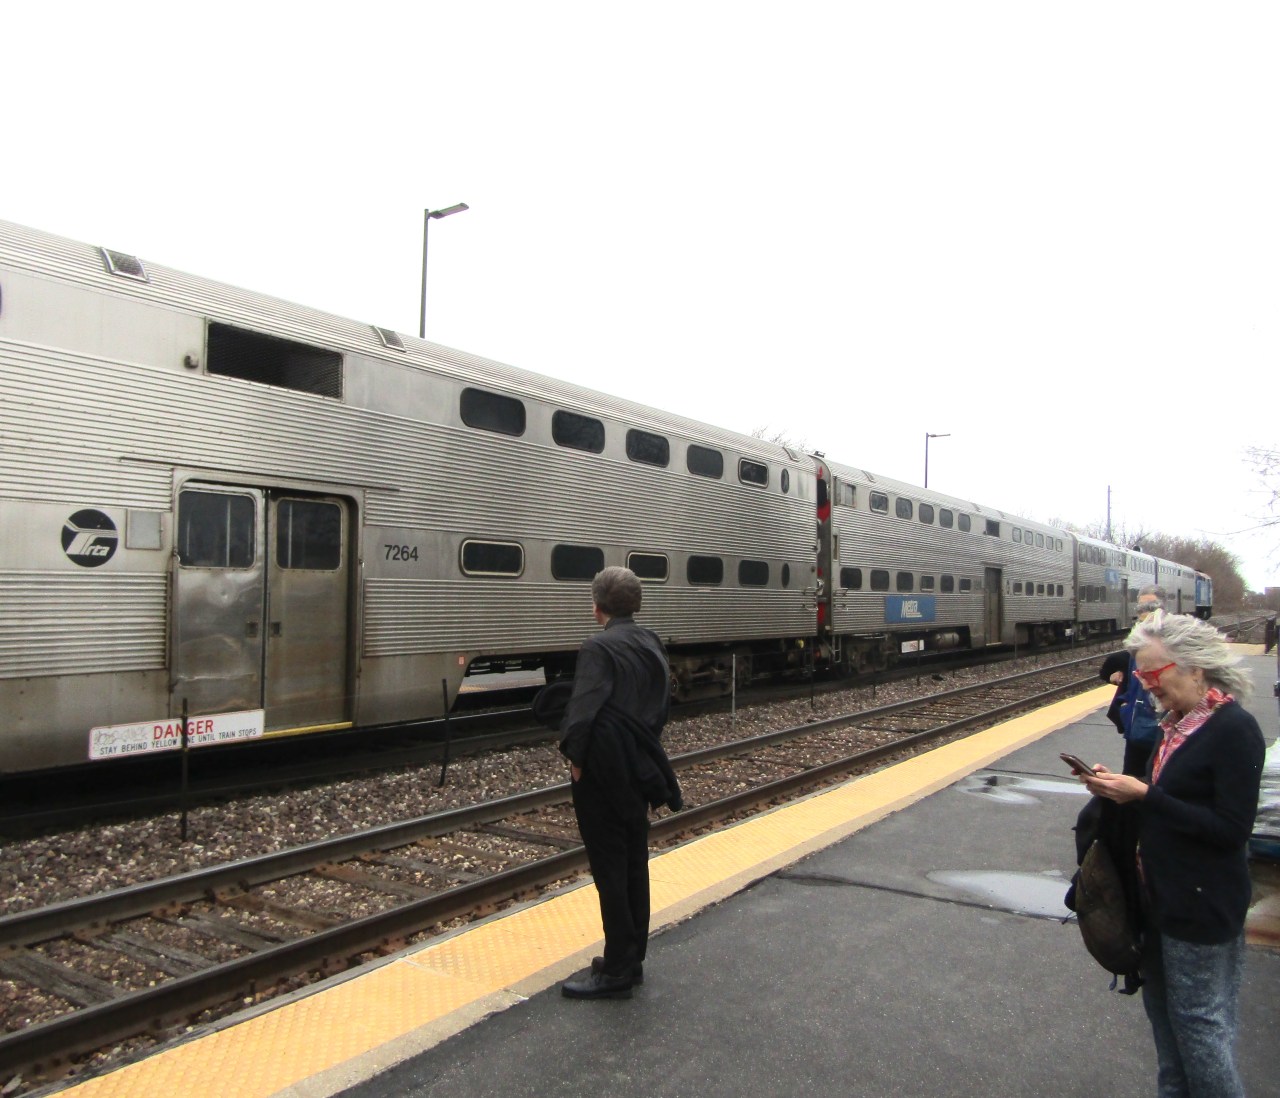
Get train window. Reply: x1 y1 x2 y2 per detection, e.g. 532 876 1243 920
919 503 934 524
1056 539 1064 552
781 469 790 494
870 569 890 591
739 459 769 487
1057 584 1064 597
895 498 913 520
460 540 524 577
276 499 342 570
552 544 605 581
958 513 972 532
841 567 863 590
461 387 525 436
1036 533 1045 548
1013 582 1024 594
1023 528 1033 544
552 410 605 453
781 562 791 587
870 492 889 514
687 444 724 479
628 552 669 581
984 519 1000 537
627 429 670 467
738 560 770 586
896 571 914 592
1037 583 1046 595
207 323 343 399
939 508 954 529
959 577 972 592
921 575 935 591
838 484 856 507
1013 528 1022 543
688 555 724 585
940 575 955 593
178 490 254 568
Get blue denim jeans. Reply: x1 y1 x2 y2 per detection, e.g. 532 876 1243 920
1141 930 1246 1098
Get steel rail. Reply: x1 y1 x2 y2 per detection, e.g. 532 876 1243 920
0 670 1100 1078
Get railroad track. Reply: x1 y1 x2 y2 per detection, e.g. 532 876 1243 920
0 658 1101 1091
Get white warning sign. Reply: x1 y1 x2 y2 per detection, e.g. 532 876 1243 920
88 709 266 760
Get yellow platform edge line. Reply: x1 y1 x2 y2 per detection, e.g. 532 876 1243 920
56 687 1111 1098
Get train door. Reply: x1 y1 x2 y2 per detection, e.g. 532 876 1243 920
1121 580 1130 624
171 484 352 730
984 567 1002 644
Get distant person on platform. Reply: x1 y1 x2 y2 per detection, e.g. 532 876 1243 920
1099 586 1166 776
557 566 681 1000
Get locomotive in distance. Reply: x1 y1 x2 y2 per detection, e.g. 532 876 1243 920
0 219 1210 775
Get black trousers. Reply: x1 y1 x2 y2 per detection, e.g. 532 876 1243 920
571 773 650 975
1123 738 1155 778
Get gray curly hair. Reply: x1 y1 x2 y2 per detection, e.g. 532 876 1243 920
1124 611 1252 698
592 566 643 617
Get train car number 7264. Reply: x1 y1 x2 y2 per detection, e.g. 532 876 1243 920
384 545 420 561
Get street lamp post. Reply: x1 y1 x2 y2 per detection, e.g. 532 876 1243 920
419 203 469 339
924 432 950 489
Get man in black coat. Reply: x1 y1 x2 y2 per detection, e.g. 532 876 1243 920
557 566 680 1000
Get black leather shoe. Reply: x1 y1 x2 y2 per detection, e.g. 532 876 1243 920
561 969 633 999
591 955 644 985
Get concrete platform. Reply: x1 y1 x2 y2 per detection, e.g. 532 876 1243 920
56 654 1280 1098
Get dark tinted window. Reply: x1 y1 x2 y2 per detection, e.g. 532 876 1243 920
688 555 724 585
841 567 863 590
461 387 525 436
276 498 341 570
552 410 604 453
738 560 769 586
870 492 889 514
870 569 890 591
178 490 254 568
1037 583 1046 594
207 323 342 398
921 575 935 591
959 577 972 592
958 513 971 532
781 562 791 587
1013 582 1023 594
896 571 914 592
895 497 913 520
940 574 955 593
939 508 954 529
628 552 669 581
552 544 605 580
686 444 724 479
627 429 669 467
985 519 1000 537
919 503 934 524
461 540 523 576
739 459 768 486
781 469 790 494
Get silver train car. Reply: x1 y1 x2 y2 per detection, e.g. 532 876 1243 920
0 220 1208 774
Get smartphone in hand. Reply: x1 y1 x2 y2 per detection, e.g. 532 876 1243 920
1059 752 1097 777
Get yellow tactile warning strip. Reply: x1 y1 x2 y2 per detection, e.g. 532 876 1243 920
56 687 1112 1098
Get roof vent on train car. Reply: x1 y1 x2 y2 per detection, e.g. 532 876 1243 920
373 326 405 350
99 247 149 282
206 323 343 399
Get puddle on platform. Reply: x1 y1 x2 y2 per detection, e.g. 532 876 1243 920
927 869 1071 918
955 772 1091 805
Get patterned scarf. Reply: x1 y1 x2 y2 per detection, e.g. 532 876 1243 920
1151 687 1233 783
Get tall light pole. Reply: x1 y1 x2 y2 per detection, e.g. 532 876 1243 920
420 203 469 338
924 432 950 489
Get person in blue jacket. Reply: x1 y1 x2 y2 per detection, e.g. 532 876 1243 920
1084 611 1264 1098
1100 586 1166 776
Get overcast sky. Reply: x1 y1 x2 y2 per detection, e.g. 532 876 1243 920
5 2 1277 590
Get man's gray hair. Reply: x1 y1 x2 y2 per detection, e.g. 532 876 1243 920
1124 611 1252 697
1137 584 1167 605
592 566 643 617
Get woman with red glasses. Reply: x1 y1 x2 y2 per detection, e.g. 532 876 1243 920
1083 612 1264 1098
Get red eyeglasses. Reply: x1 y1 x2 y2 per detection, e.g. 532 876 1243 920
1134 662 1177 688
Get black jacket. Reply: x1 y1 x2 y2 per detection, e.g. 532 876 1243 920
1138 701 1264 943
558 617 681 811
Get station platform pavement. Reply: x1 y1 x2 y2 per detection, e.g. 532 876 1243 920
60 652 1280 1098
